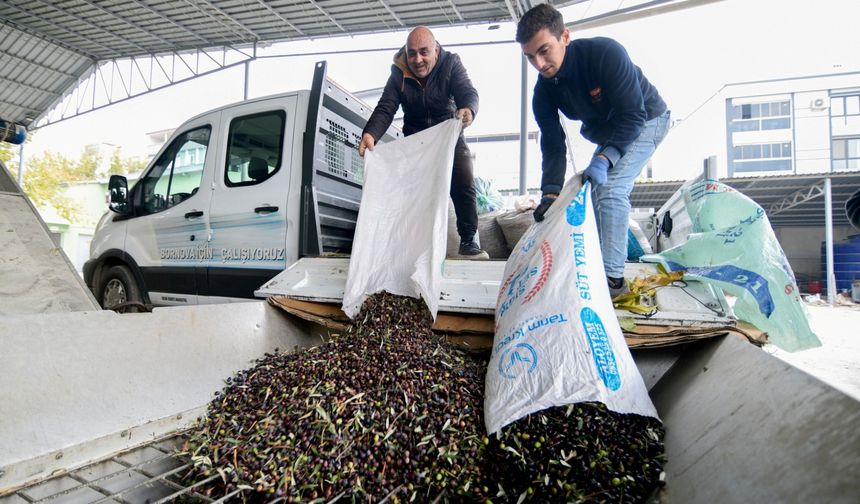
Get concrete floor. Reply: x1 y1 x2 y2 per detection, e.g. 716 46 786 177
767 303 860 400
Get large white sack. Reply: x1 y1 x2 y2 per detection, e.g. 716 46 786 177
342 119 462 319
485 178 658 434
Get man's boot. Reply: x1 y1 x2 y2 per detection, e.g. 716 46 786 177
608 276 629 298
458 236 489 260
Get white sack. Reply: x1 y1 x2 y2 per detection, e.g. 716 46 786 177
342 119 462 319
485 178 658 434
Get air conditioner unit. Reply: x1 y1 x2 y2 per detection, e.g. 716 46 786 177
810 98 827 111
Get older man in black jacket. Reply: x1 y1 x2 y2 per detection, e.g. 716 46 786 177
359 26 487 259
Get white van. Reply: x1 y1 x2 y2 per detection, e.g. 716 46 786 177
83 62 401 310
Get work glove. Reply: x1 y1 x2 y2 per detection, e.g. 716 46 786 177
533 194 558 222
582 155 611 188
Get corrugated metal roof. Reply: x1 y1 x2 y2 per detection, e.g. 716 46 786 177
0 1 589 127
0 20 92 127
631 172 860 227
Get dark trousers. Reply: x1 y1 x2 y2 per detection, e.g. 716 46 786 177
451 137 478 241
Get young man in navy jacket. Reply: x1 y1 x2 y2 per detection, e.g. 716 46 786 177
517 4 671 297
359 26 487 259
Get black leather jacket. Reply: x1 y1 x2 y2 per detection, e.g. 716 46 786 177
362 45 479 140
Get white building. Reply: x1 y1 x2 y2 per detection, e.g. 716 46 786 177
723 72 860 177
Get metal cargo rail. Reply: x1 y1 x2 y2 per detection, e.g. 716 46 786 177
299 61 402 257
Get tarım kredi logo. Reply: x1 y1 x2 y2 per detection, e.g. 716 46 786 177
498 343 538 379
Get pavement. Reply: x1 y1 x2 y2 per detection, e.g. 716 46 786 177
766 302 860 400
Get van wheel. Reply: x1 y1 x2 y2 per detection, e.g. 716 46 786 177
100 265 144 313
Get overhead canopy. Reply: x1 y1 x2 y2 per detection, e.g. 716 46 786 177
631 172 860 227
0 1 592 128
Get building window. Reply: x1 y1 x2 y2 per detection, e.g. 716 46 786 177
732 142 792 173
731 100 791 131
832 137 860 171
831 95 860 120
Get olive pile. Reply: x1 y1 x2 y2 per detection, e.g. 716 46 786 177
182 293 665 503
183 293 494 502
487 404 665 503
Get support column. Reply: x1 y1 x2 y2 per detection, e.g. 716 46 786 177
825 177 835 306
703 155 718 180
519 54 528 196
244 61 250 101
17 144 25 187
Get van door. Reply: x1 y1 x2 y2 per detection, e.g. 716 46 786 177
124 120 217 305
202 96 297 302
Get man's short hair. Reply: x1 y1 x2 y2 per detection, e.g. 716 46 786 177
516 4 565 44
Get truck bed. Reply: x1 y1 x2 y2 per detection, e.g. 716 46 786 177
257 257 737 327
1 303 857 502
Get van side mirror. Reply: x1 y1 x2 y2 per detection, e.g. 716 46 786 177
108 175 130 215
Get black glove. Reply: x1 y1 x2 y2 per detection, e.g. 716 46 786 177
533 195 557 222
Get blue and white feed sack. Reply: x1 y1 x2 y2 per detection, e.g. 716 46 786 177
484 178 658 434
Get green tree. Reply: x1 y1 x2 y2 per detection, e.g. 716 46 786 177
1 137 28 181
18 143 104 222
0 142 15 166
21 151 82 222
8 140 148 223
75 144 102 180
109 147 148 176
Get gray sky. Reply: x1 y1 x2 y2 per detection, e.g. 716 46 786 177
23 0 860 188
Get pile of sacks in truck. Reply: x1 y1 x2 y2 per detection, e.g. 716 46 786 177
446 199 533 260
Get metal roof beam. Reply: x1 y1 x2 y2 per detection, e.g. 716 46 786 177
196 0 262 40
447 1 465 21
1 51 78 79
125 0 215 46
251 0 307 37
32 48 255 128
503 0 519 22
769 180 825 216
0 99 42 115
179 0 255 43
0 7 100 59
773 217 847 222
306 0 347 32
568 0 728 31
0 75 62 98
377 0 405 26
729 181 857 192
28 0 151 55
73 0 174 48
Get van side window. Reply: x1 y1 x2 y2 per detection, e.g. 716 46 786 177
138 127 210 216
225 110 286 187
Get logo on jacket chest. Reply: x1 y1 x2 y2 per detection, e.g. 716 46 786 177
589 86 603 104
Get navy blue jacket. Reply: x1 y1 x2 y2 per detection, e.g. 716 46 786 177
534 37 667 194
362 45 479 140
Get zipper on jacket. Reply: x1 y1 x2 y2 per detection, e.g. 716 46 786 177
423 88 430 128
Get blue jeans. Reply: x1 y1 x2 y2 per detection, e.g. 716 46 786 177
593 111 671 278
